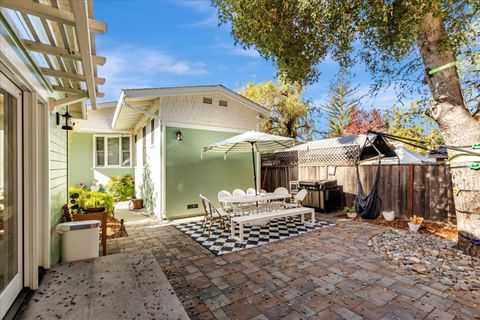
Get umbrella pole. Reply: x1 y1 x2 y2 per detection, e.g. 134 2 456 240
251 142 257 195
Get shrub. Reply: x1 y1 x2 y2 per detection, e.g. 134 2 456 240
107 175 135 201
69 186 114 214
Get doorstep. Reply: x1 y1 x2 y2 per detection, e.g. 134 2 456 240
20 250 189 320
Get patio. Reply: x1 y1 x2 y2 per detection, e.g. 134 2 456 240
38 212 477 320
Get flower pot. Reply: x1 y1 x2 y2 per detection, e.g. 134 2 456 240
346 211 357 219
382 211 395 222
129 199 143 210
408 222 421 232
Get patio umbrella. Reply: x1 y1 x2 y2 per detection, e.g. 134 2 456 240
202 131 296 193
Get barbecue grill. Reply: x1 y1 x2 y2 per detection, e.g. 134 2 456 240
299 180 343 212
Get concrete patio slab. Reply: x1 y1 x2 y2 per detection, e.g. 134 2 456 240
20 250 189 320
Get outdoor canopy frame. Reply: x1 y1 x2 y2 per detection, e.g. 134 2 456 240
202 131 296 194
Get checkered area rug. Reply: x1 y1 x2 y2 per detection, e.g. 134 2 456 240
175 217 335 256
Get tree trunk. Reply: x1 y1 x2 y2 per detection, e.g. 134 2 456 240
417 14 480 256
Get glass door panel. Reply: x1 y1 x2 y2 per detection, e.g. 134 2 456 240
0 76 22 319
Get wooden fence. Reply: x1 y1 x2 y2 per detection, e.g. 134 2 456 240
261 163 456 223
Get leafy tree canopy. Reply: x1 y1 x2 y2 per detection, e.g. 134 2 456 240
213 0 479 109
240 81 314 140
385 103 444 154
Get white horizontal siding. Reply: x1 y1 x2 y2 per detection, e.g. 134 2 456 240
49 111 67 264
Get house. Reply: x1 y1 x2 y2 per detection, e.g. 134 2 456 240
0 0 107 318
69 85 270 219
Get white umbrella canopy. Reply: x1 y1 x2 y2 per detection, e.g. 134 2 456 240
202 131 296 193
202 131 296 154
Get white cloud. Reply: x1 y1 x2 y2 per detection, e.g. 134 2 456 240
178 12 218 28
97 44 207 100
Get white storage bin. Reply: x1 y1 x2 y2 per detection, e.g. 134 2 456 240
56 220 100 262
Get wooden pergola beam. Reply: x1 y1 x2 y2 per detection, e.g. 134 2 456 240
52 93 88 108
1 0 107 34
40 67 105 85
23 39 106 65
70 0 97 109
52 85 104 98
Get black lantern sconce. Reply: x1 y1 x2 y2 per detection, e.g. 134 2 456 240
56 111 74 130
176 130 183 141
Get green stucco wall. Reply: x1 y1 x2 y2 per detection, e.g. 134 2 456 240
68 132 134 187
49 109 67 264
166 127 253 218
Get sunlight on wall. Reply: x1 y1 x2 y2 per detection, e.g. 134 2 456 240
93 170 111 186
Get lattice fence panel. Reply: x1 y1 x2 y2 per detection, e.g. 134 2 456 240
299 145 360 166
261 151 299 167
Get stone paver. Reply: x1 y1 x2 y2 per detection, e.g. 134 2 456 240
106 215 480 319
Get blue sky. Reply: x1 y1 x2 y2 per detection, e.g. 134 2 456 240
94 1 412 111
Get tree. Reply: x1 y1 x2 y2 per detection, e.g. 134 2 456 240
213 0 480 255
240 81 314 140
321 69 361 138
385 104 444 155
344 107 387 136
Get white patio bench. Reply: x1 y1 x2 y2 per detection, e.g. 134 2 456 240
230 207 316 241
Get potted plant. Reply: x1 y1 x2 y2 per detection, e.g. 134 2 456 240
408 215 424 232
343 205 357 219
382 210 395 222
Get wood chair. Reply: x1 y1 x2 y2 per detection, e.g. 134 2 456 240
200 194 229 237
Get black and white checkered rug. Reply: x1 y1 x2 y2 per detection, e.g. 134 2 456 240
175 217 335 256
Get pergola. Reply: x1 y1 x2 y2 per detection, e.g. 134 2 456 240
0 0 107 118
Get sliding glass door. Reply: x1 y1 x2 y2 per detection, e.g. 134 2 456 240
0 74 22 319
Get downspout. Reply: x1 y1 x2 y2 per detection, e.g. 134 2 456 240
161 121 167 219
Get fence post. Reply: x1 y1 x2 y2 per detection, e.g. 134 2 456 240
407 164 414 216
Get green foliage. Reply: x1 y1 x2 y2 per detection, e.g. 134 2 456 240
342 205 355 213
140 164 156 216
69 186 114 214
320 70 361 138
240 80 314 140
106 175 135 201
213 0 479 103
385 103 444 155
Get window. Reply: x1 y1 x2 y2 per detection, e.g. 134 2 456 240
142 126 147 166
203 97 213 104
94 135 131 167
219 100 228 107
150 118 155 145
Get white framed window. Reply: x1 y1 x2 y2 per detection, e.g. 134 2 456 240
94 135 132 168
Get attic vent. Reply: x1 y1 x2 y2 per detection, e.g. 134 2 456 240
203 97 213 104
219 100 228 107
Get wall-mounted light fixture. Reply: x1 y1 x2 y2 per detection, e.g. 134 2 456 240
56 111 74 130
176 130 183 141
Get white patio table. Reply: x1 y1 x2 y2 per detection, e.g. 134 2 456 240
221 193 291 204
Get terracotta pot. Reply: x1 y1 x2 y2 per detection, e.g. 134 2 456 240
130 199 143 210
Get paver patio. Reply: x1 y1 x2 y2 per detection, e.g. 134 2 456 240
107 215 480 319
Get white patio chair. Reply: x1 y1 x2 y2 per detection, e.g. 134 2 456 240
269 187 290 211
200 194 229 237
285 189 308 208
246 188 256 195
232 188 246 196
218 190 233 212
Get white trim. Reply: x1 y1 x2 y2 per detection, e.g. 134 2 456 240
163 121 250 133
123 86 270 115
92 134 132 169
73 128 133 134
160 122 167 219
0 73 24 318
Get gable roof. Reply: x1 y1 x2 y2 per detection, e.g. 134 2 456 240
111 85 270 131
